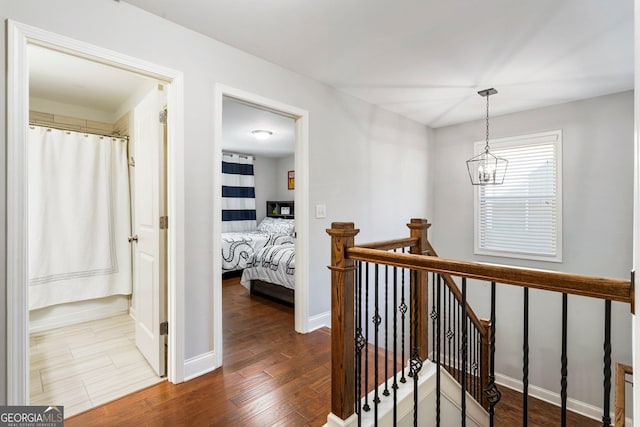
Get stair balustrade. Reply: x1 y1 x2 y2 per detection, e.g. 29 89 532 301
327 219 634 427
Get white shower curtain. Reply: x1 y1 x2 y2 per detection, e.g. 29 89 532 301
28 126 132 310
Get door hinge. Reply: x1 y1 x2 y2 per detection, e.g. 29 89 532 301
160 321 169 335
160 216 169 229
159 108 168 124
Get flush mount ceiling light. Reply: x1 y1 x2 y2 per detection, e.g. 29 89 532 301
466 88 508 185
251 129 273 140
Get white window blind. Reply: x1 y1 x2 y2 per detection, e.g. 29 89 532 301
475 130 562 262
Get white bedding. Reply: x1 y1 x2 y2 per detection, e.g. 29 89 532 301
240 242 296 290
222 232 293 272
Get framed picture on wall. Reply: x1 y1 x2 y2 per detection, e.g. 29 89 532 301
288 170 295 190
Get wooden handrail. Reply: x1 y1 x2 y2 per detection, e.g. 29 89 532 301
358 237 418 251
346 247 633 304
615 363 633 427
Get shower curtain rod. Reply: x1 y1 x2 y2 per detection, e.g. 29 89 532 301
223 151 255 160
29 122 129 140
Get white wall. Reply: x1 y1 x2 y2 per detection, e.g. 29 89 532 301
29 97 114 123
0 0 431 401
253 155 278 223
276 155 295 201
431 91 634 408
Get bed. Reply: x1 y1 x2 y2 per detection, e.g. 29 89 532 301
222 231 292 272
221 201 295 273
240 240 296 304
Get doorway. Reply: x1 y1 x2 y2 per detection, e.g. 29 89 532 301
27 43 166 417
7 21 186 405
212 85 310 368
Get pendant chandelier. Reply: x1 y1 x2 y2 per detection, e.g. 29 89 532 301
466 88 507 185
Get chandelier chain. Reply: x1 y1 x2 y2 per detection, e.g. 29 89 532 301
485 94 490 152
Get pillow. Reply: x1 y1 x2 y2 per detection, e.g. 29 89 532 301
258 217 295 235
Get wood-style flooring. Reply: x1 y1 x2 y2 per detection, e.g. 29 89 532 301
67 278 603 426
495 386 600 427
30 313 164 417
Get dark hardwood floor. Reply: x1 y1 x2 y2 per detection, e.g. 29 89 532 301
67 278 332 426
67 278 602 426
495 386 600 427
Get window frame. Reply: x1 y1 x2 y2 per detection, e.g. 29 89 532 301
473 129 563 262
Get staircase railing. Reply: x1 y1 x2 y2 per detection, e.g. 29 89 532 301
326 219 634 427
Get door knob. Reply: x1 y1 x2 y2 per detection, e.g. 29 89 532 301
128 235 139 243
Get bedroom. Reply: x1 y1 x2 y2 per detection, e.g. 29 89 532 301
220 96 298 305
0 0 636 424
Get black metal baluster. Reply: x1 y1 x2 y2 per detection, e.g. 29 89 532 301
355 261 362 425
471 318 475 399
478 329 482 402
436 274 442 427
468 319 472 399
454 292 458 382
363 263 370 412
392 262 398 425
602 300 612 427
442 283 446 371
472 328 476 400
473 326 477 400
374 264 381 423
484 282 501 427
400 249 407 384
447 285 452 377
460 296 464 384
476 329 481 401
461 278 467 427
431 273 436 368
523 287 529 427
561 293 568 427
458 293 462 384
383 265 390 397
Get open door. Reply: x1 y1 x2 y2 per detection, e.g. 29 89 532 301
132 85 167 376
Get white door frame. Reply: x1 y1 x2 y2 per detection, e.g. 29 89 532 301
633 0 640 418
6 20 186 404
212 84 310 367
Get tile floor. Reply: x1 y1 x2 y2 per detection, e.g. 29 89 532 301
30 314 165 418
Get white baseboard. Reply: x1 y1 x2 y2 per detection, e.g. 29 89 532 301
183 351 218 381
29 295 130 332
308 310 330 332
495 372 631 425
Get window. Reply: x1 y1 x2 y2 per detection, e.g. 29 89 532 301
474 130 562 262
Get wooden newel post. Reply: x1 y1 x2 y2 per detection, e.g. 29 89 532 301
327 222 360 421
408 218 431 361
479 319 491 411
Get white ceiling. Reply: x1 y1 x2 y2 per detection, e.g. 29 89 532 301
222 98 295 158
28 45 155 115
124 0 634 128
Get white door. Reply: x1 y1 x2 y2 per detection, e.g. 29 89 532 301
132 85 167 376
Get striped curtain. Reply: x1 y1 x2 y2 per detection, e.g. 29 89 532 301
222 153 256 232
